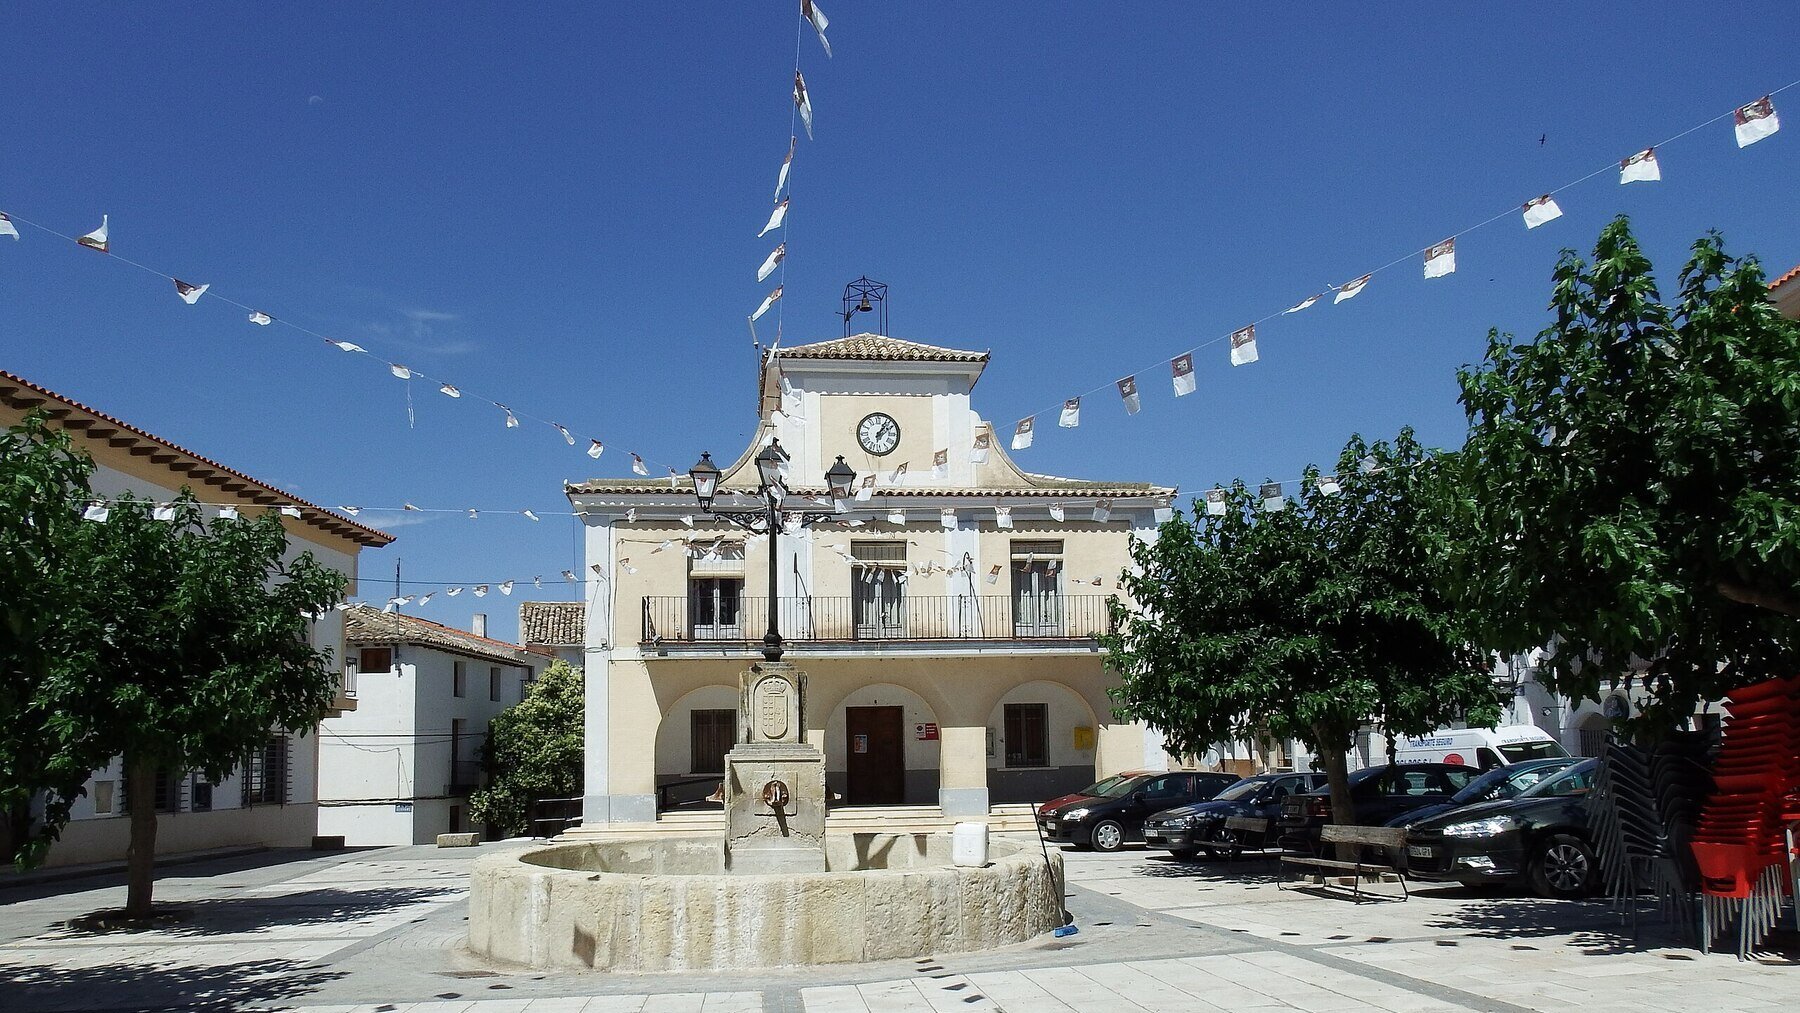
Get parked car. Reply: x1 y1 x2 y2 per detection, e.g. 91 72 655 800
1038 771 1240 852
1144 772 1328 859
1277 762 1478 851
1384 757 1579 829
1403 758 1602 898
1393 724 1569 769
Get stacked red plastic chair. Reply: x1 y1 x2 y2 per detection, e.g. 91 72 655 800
1691 675 1800 958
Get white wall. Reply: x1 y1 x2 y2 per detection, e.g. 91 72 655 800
984 681 1098 773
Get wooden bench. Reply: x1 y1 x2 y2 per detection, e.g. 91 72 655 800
1220 815 1272 858
1279 825 1409 902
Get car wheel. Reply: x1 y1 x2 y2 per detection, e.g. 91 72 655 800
1531 833 1596 899
1170 848 1198 862
1091 820 1126 852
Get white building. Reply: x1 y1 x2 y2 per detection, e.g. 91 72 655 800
318 608 539 844
518 601 584 669
0 370 390 868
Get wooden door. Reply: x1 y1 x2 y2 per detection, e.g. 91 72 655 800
845 706 904 805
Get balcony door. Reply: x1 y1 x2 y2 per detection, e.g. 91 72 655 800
689 577 744 641
1011 539 1064 637
851 541 906 640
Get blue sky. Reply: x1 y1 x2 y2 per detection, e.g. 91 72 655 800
3 4 1796 641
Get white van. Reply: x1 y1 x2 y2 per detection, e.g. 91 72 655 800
1394 725 1567 770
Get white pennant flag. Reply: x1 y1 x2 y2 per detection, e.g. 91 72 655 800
995 505 1013 529
758 243 786 283
439 383 461 398
556 424 575 446
333 340 365 353
1619 147 1660 184
1048 503 1065 522
280 505 302 517
588 439 604 459
468 508 479 519
681 514 695 527
503 407 519 428
775 136 794 201
1229 324 1258 366
971 432 991 464
247 310 273 326
794 71 813 139
404 502 422 511
1283 294 1321 314
668 468 681 489
418 592 433 605
631 453 649 476
153 504 176 522
802 0 831 57
1117 376 1141 415
932 448 948 479
940 507 956 529
1012 416 1035 450
1171 354 1196 397
83 503 110 522
887 508 906 524
752 285 783 322
1260 482 1286 512
985 564 1001 585
1154 505 1173 524
78 215 109 252
0 212 18 240
339 505 361 516
523 509 540 521
217 506 238 520
446 586 462 596
1059 397 1081 429
1734 96 1779 148
759 199 789 238
474 584 489 597
1318 475 1341 495
1206 487 1227 516
1334 274 1371 303
1521 195 1562 229
560 569 576 581
174 279 208 304
855 474 875 501
1092 498 1112 522
390 363 413 379
1423 238 1455 279
499 580 514 596
889 461 908 485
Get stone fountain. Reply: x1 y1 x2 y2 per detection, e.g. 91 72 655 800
467 658 1061 971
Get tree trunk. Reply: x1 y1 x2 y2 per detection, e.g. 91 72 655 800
1316 740 1355 861
124 753 160 918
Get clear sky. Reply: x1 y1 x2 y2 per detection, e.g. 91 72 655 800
3 4 1796 641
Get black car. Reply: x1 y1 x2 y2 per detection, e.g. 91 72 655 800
1403 758 1601 897
1383 757 1580 830
1038 771 1240 852
1144 772 1328 859
1277 762 1478 850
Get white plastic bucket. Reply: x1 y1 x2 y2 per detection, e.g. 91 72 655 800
952 821 990 867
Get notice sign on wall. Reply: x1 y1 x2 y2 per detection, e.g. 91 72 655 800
853 734 869 754
1072 726 1096 750
915 722 939 740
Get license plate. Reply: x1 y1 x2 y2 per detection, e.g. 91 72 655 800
1041 821 1057 831
1407 845 1435 858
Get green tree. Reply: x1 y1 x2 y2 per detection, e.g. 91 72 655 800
1454 218 1800 735
1102 431 1498 833
0 439 347 915
470 660 584 837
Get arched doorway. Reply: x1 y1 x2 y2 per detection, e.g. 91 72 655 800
653 685 738 810
985 681 1099 804
824 684 940 806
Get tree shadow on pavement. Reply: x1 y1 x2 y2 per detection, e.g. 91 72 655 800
0 956 345 1012
1129 853 1283 883
0 847 391 907
51 885 461 938
1420 895 1699 956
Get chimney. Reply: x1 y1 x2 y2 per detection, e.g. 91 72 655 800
471 613 487 638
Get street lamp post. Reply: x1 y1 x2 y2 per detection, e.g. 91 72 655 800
690 440 857 662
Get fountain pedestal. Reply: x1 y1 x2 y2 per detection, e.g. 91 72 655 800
724 660 826 874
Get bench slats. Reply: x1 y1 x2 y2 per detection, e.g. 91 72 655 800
1319 825 1407 848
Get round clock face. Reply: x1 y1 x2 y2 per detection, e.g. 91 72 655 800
857 412 901 456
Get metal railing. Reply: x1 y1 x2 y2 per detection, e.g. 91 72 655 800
527 796 584 838
641 594 1113 645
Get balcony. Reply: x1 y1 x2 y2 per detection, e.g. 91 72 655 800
640 594 1114 647
446 759 483 797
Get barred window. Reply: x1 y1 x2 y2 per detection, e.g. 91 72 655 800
241 736 290 806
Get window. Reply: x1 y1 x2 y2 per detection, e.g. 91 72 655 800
453 660 467 697
689 577 745 639
1011 540 1064 636
121 769 185 813
851 541 906 638
1003 703 1048 768
1139 774 1188 802
489 666 502 702
241 737 289 806
359 646 393 673
690 709 736 774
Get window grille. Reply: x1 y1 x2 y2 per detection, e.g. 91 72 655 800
1004 703 1049 768
240 736 290 807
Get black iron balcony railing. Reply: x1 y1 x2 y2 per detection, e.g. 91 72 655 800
640 594 1114 645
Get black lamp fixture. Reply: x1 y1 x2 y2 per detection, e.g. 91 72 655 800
686 439 857 662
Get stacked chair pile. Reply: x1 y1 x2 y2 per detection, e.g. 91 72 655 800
1691 675 1800 958
1589 731 1710 933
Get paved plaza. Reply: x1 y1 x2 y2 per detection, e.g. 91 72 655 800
1 840 1795 1012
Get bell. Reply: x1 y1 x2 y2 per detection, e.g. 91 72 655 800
857 296 872 312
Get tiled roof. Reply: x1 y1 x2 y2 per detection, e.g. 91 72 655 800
775 334 990 363
0 370 392 548
519 601 585 646
344 605 536 667
1770 264 1800 291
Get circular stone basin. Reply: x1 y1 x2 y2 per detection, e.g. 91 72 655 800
468 833 1062 971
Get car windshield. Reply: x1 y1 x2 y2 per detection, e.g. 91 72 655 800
1450 760 1570 804
1090 775 1151 799
1212 778 1265 802
1074 774 1131 797
1521 760 1597 798
1498 739 1568 763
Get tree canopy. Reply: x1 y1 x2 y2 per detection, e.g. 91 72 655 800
470 659 584 837
1453 217 1800 734
1102 430 1498 825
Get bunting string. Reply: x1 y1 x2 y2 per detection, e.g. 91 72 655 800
1001 81 1798 453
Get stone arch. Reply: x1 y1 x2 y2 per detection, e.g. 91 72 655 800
823 683 941 806
984 680 1101 804
653 684 739 806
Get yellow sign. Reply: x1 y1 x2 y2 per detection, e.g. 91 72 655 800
1072 726 1095 750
